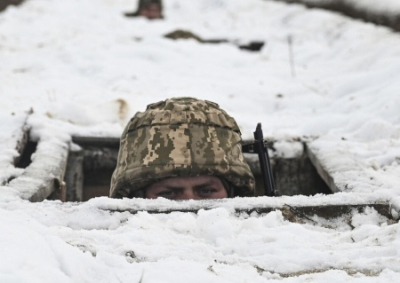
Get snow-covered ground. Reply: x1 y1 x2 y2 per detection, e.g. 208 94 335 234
1 0 400 281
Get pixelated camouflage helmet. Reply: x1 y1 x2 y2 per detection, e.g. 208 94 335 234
110 97 255 198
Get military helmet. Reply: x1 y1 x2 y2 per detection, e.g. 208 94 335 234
110 97 255 198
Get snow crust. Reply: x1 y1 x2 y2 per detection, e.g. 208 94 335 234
1 0 400 281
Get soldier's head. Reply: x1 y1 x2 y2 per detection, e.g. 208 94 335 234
110 97 255 200
137 0 163 19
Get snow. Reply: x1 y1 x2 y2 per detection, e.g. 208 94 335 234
0 110 28 185
1 198 399 282
1 0 400 281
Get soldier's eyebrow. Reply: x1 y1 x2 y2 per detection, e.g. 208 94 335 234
193 182 217 190
162 182 216 190
163 186 184 190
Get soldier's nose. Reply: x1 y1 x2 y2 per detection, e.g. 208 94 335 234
180 189 196 200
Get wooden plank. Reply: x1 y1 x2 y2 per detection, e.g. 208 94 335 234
82 147 119 169
72 136 120 148
64 149 84 201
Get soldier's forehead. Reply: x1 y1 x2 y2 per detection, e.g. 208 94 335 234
150 175 222 187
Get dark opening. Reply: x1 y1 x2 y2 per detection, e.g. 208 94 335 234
64 139 120 202
83 168 113 200
270 155 332 196
0 0 24 12
15 141 37 169
81 147 118 201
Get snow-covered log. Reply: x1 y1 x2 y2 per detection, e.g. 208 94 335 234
92 194 395 221
108 202 392 222
0 110 32 186
8 139 70 202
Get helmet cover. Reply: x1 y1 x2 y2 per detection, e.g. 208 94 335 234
110 97 255 198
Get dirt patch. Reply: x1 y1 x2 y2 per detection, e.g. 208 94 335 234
271 0 400 32
0 0 24 12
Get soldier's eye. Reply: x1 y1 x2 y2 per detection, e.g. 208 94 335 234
199 188 217 195
157 190 177 199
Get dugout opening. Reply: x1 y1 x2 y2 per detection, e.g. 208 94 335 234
63 137 331 201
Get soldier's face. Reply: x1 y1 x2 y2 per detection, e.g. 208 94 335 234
139 3 162 19
145 175 228 200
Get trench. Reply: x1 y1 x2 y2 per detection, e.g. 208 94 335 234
65 137 332 201
15 135 332 201
4 1 396 220
11 132 396 221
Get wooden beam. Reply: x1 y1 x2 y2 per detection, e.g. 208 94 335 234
64 149 84 201
72 136 120 148
106 202 392 221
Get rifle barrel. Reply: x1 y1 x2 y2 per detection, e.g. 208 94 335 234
254 123 275 196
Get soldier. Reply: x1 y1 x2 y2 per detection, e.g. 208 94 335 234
110 97 255 200
124 0 163 19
